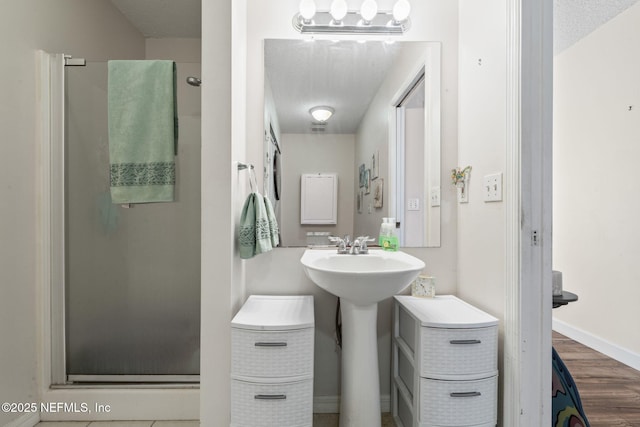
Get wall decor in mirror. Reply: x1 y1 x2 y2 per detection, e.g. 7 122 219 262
263 39 441 248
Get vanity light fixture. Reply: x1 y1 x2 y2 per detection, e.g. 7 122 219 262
299 0 317 23
309 106 334 122
392 0 411 23
359 0 378 23
294 0 411 35
330 0 348 23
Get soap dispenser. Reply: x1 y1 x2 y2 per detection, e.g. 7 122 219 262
379 218 398 251
378 218 390 247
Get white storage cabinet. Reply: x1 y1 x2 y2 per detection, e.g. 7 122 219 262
392 295 499 427
231 295 315 427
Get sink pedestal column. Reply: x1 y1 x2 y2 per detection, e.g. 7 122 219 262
339 299 381 427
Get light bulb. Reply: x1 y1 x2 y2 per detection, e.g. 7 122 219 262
360 0 378 23
330 0 348 23
299 0 317 21
392 0 411 23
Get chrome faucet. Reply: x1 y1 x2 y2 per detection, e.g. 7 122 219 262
329 235 374 254
351 236 374 255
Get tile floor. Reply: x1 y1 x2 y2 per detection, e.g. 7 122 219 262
36 422 198 427
35 413 397 427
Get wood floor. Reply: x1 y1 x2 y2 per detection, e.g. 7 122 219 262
553 332 640 427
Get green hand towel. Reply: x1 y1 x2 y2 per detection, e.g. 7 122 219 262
254 193 273 255
264 195 280 248
239 194 257 259
108 60 177 204
239 193 274 259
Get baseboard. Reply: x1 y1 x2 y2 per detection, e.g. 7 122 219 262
3 412 40 427
553 318 640 371
313 394 391 414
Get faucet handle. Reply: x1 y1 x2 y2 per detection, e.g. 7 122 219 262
355 236 375 253
328 235 349 254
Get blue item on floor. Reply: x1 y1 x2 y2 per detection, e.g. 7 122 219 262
552 346 590 426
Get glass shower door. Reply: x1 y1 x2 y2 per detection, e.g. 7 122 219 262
64 61 201 382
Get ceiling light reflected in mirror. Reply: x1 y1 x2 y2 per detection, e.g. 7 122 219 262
310 106 334 122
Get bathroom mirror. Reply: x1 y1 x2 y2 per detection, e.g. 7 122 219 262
264 39 441 248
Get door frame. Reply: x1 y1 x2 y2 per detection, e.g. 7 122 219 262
503 0 554 424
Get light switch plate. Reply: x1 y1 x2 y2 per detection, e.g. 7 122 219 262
407 198 420 211
483 173 503 202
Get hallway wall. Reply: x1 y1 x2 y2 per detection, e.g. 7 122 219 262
553 2 640 361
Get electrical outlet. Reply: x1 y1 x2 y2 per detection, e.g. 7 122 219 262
407 198 420 211
483 172 503 202
430 187 441 207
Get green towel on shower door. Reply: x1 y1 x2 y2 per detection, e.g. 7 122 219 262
108 60 177 204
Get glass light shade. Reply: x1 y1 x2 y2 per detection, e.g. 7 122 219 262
330 0 348 22
310 106 334 122
392 0 411 22
299 0 317 21
360 0 378 22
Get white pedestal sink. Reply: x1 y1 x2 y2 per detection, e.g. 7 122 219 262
300 249 424 426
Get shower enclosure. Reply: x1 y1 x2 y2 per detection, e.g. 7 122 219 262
57 56 201 383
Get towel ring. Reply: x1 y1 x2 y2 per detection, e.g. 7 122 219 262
249 168 258 193
238 162 259 193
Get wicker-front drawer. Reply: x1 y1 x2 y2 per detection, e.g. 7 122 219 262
231 328 314 378
419 375 497 426
420 326 497 379
231 378 313 427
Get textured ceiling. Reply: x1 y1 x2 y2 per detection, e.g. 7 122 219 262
265 40 404 134
554 0 640 53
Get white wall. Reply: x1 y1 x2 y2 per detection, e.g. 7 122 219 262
553 2 640 357
240 0 459 407
456 0 508 420
200 0 237 424
280 133 355 246
0 2 144 425
457 0 507 322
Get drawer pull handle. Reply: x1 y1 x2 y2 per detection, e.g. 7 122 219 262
450 391 482 398
449 339 482 345
254 394 287 400
254 342 287 347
